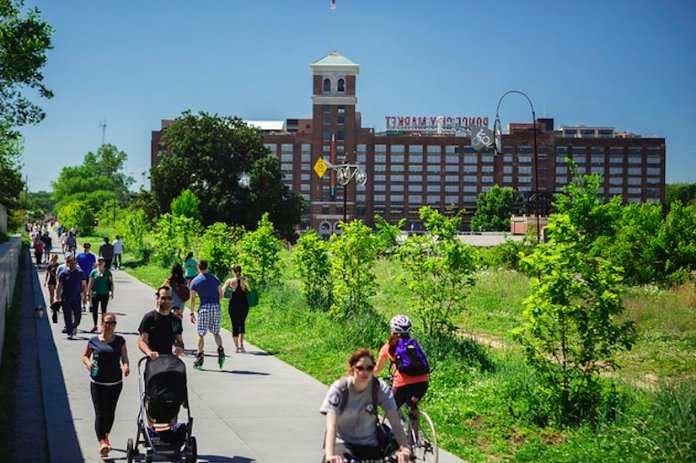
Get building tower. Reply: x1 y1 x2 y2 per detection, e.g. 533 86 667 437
309 51 360 236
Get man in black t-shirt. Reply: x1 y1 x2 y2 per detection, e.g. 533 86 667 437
138 286 184 359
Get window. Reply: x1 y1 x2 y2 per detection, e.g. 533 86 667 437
409 145 423 153
323 115 331 125
375 165 386 172
464 165 478 173
445 165 459 173
518 155 532 163
463 176 477 183
610 156 623 164
610 187 622 195
337 78 345 92
445 155 459 164
556 166 568 175
409 155 423 164
647 167 661 175
427 195 440 204
409 174 423 182
426 165 440 173
446 145 459 154
264 143 277 152
391 154 405 163
301 144 311 153
463 155 477 164
374 175 386 182
374 154 386 163
610 147 624 155
647 177 660 185
408 195 422 204
375 144 387 153
409 184 423 192
301 164 310 172
338 105 345 114
391 145 405 153
591 167 604 174
281 154 293 163
390 195 404 203
427 155 441 164
609 177 623 185
356 195 365 202
281 144 293 153
390 164 405 172
427 175 440 182
628 187 641 195
628 156 642 165
445 195 459 204
445 175 459 183
408 164 423 172
427 145 441 153
323 78 331 92
609 167 623 175
627 177 641 185
504 176 513 184
356 144 367 153
391 175 404 182
427 185 440 192
374 195 386 202
375 184 386 192
281 164 293 172
284 173 293 182
557 146 568 154
518 166 532 174
462 186 477 193
628 167 642 176
337 115 345 125
301 174 310 181
482 176 493 184
481 155 493 163
647 156 661 165
591 154 604 165
444 185 459 193
482 165 494 173
518 176 531 183
300 184 310 191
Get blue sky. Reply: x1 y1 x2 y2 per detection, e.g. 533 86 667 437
19 0 696 191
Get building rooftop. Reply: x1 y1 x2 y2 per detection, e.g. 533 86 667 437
245 120 286 132
310 51 360 74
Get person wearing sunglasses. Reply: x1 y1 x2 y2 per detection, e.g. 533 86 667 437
137 286 184 360
320 348 411 463
82 312 130 458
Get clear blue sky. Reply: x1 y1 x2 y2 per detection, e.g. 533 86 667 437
19 0 696 191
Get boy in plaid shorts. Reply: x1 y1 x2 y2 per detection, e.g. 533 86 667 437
189 259 226 369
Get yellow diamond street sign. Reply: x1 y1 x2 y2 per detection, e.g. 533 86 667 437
313 157 328 178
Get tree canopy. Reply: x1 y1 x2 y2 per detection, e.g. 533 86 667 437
150 111 304 241
470 185 516 232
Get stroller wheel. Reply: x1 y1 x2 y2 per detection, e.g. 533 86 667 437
126 438 134 463
185 436 198 463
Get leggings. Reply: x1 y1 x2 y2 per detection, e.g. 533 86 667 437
90 381 123 440
229 304 249 337
92 294 110 326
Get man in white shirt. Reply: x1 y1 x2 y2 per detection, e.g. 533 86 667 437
112 235 124 270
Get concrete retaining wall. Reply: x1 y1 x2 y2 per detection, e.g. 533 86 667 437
0 235 22 365
0 203 7 234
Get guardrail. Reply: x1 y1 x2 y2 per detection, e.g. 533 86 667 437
0 235 22 365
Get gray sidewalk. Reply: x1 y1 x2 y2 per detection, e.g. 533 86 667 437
36 233 466 462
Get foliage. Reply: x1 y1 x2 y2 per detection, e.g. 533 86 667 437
373 214 405 256
199 221 242 280
152 213 202 267
238 213 282 287
470 184 516 232
150 111 303 240
0 125 24 211
51 144 134 214
328 220 378 318
666 182 696 209
26 190 55 215
398 207 478 335
58 200 95 235
170 188 202 223
479 234 536 270
516 212 636 426
119 209 149 259
655 201 696 284
0 0 53 128
292 229 332 310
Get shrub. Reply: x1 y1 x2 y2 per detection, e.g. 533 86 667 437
292 229 332 310
59 200 95 235
238 213 282 288
200 222 242 280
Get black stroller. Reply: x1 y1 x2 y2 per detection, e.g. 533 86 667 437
127 355 197 463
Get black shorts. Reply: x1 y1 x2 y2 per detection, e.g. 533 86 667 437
392 381 429 409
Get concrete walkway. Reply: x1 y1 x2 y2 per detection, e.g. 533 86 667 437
34 232 466 462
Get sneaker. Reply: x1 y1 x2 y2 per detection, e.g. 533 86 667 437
240 344 246 353
193 352 204 370
61 327 68 334
235 347 241 353
217 346 226 368
99 440 109 457
68 333 73 340
90 326 98 333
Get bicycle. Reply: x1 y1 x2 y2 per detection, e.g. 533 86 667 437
383 376 438 463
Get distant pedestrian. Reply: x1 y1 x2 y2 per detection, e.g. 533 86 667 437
163 263 189 320
41 232 52 261
77 243 97 311
183 252 197 286
112 235 123 270
33 238 44 265
82 312 129 458
65 232 77 254
56 254 87 339
99 237 114 269
189 259 225 369
221 264 250 353
88 257 114 333
44 254 59 304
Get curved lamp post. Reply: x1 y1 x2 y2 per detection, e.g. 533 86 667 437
493 90 541 243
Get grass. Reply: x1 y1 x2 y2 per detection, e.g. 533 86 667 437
117 244 696 462
0 245 26 463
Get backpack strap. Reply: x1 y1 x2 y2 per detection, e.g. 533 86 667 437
371 377 380 417
338 377 350 414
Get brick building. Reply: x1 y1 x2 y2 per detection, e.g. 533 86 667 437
151 51 666 237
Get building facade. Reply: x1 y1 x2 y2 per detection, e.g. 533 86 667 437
152 51 666 237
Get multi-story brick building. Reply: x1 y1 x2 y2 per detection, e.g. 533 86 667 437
152 51 666 237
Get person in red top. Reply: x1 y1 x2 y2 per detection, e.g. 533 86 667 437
374 314 429 408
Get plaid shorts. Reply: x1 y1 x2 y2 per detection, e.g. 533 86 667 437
197 303 221 336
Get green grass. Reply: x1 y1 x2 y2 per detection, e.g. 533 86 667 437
120 247 696 462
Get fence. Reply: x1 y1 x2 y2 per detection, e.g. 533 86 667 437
0 236 22 365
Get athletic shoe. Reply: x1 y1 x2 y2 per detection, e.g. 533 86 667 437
193 352 204 370
240 344 246 353
90 326 98 333
68 333 73 340
99 440 109 457
61 327 68 334
217 346 226 368
235 347 241 353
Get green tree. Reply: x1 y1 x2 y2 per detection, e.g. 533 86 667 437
0 125 24 212
516 212 636 426
152 213 178 266
0 0 54 128
399 207 477 335
293 229 332 311
374 214 405 256
329 220 378 318
171 188 202 223
656 201 696 283
59 200 95 235
27 190 55 214
238 213 282 288
119 209 148 259
666 182 696 209
200 222 242 280
150 111 303 240
470 185 516 232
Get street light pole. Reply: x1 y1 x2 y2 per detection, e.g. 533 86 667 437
493 90 541 243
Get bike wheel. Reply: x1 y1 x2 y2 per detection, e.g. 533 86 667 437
411 410 438 463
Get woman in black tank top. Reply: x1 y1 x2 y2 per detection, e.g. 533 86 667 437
221 264 250 353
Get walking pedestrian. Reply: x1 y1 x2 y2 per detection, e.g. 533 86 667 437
163 263 189 319
41 232 52 262
88 257 114 333
99 237 114 269
56 254 88 339
189 259 225 369
221 264 250 353
183 252 197 286
44 254 59 304
33 238 44 265
65 232 77 254
77 243 97 311
82 312 129 458
138 286 184 359
112 235 123 270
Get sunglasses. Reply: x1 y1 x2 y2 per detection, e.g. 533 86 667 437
103 321 117 325
354 365 375 372
159 296 173 300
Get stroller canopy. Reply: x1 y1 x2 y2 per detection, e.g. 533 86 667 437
145 355 187 404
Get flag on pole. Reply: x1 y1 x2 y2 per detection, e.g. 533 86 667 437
331 0 336 10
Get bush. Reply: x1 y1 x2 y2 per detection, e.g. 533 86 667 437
59 200 95 235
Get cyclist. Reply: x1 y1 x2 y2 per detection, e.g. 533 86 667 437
320 348 411 463
375 315 429 409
